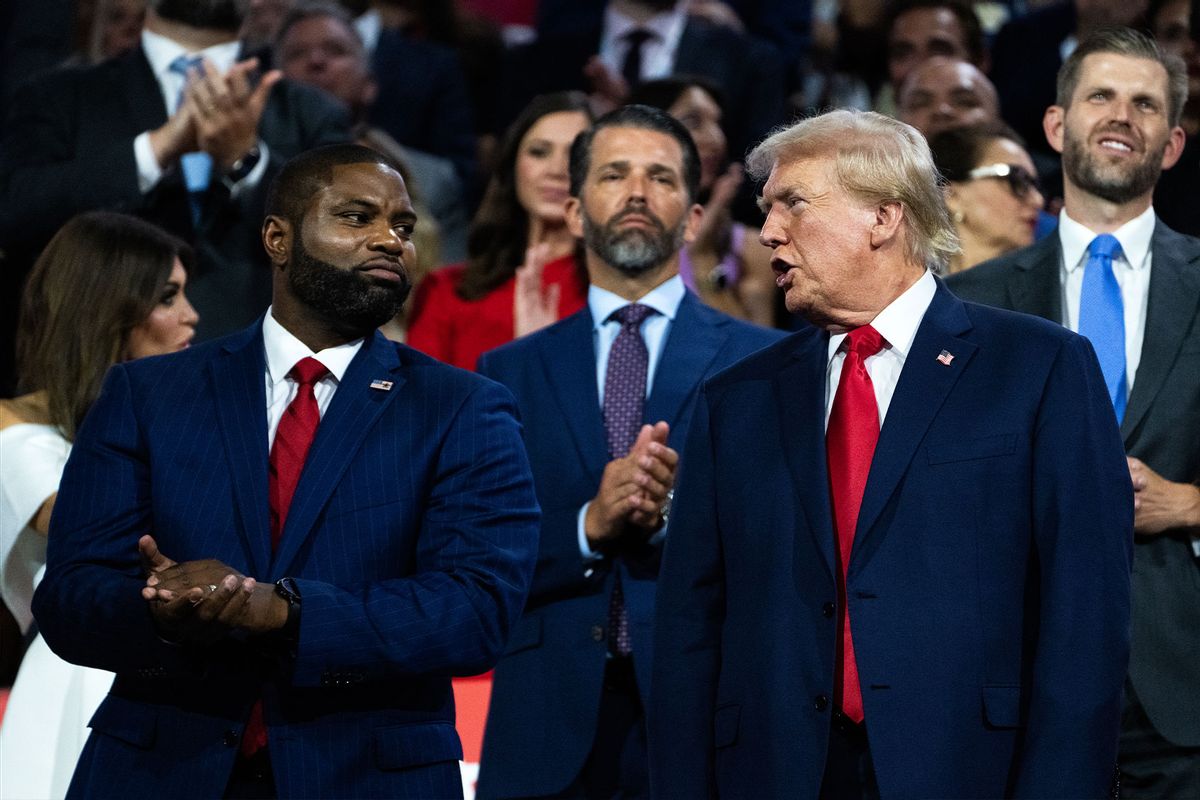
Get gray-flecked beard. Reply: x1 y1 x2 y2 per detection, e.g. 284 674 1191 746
581 206 685 278
1062 128 1166 205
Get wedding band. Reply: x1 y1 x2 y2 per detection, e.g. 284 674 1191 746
208 584 218 593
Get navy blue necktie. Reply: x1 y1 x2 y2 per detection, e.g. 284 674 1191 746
602 303 656 656
1078 234 1127 423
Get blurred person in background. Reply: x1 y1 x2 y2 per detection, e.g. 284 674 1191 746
628 76 776 326
1151 0 1199 234
407 92 593 370
896 57 1000 138
931 123 1046 272
0 211 197 799
85 0 147 62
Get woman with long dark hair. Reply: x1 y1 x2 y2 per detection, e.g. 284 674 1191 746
407 91 593 370
0 211 198 798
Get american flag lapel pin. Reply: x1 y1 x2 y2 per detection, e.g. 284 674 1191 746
369 379 394 391
936 350 955 366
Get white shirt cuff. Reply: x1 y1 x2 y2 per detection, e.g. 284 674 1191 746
134 131 164 194
577 503 603 562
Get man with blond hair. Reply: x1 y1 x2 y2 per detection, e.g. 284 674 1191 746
649 109 1133 798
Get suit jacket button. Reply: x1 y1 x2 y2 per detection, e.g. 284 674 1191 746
822 602 835 618
590 624 605 642
813 695 829 712
223 730 239 747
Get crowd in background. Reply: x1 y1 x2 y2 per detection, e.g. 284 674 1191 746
0 0 1197 795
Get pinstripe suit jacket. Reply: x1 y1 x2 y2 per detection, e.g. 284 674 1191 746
32 322 541 799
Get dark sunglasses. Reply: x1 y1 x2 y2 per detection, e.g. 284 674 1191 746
966 163 1042 199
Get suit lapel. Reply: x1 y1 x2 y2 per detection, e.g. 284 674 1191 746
272 332 406 577
775 327 837 581
851 284 977 574
538 310 609 484
1122 223 1200 440
1006 235 1063 323
209 324 272 577
646 293 725 432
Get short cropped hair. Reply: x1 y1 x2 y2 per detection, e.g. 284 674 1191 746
569 104 702 202
747 109 960 273
928 121 1025 183
1057 27 1189 127
266 143 401 226
886 0 987 67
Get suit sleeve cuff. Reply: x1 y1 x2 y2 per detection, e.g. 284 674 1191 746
577 503 603 563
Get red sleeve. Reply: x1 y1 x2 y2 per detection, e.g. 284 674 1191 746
407 266 463 363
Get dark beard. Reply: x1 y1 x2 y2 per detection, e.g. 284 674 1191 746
581 205 684 278
151 0 248 31
1062 127 1166 205
287 233 411 336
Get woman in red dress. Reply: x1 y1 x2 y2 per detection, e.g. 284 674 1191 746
408 92 593 370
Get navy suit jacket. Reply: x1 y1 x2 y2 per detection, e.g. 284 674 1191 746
650 284 1133 798
948 221 1200 747
0 46 351 341
32 323 540 799
474 292 782 799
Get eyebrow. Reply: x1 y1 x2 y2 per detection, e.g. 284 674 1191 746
332 198 417 221
757 181 806 214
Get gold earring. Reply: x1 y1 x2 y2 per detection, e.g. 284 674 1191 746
952 209 965 224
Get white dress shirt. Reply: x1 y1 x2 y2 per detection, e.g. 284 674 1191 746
133 29 270 195
1057 206 1154 397
598 1 687 83
824 270 937 429
262 308 363 448
578 275 687 559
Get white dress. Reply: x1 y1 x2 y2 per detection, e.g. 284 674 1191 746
0 423 113 800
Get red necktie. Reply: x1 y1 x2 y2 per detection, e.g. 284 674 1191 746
825 325 884 724
242 356 329 758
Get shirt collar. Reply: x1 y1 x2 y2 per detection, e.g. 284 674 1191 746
603 1 686 47
262 307 364 387
1058 204 1156 273
589 274 686 330
827 270 937 364
141 28 242 83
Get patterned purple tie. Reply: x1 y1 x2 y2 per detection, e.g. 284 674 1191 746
602 303 656 656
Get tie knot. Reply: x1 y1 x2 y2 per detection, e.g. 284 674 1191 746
288 357 329 386
611 303 657 329
625 28 655 47
169 54 204 77
845 325 884 358
1088 233 1122 261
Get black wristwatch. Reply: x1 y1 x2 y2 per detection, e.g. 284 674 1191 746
274 576 302 643
223 143 262 187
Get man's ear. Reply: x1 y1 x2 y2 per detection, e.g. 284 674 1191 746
869 201 904 249
1161 125 1187 171
262 215 292 268
565 196 584 239
680 202 705 245
1043 105 1066 155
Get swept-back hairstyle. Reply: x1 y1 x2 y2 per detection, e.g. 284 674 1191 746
1057 26 1189 127
17 212 193 439
568 103 702 201
458 91 592 301
747 109 960 273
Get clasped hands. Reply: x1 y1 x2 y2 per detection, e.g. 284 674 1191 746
139 535 286 645
585 422 679 550
1128 457 1200 536
149 56 282 171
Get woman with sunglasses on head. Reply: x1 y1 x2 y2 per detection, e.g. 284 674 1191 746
930 123 1047 273
0 211 198 799
407 91 593 370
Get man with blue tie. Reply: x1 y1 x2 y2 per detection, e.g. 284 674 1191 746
948 27 1200 797
650 108 1134 798
475 105 782 799
32 144 540 799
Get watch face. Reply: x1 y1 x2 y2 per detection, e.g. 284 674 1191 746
275 577 300 603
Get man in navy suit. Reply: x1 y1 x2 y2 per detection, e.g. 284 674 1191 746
475 105 781 799
949 28 1200 796
650 109 1133 798
32 144 540 799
